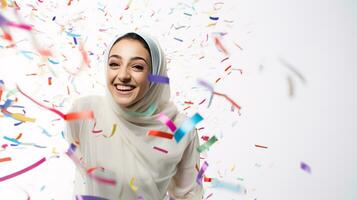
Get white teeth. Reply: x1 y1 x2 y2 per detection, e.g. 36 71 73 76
115 85 135 91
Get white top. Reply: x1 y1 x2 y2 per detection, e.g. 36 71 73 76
66 95 203 200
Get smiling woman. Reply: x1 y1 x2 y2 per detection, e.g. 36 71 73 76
107 33 151 108
65 32 203 200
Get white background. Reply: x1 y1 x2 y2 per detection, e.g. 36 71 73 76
0 0 356 199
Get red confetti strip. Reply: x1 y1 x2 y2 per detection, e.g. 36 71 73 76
183 106 191 111
16 85 93 121
153 146 168 154
48 77 52 85
201 135 209 141
148 130 173 140
0 157 46 182
198 99 206 105
92 121 103 134
212 91 241 110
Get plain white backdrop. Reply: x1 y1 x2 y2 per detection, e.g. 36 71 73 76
0 0 356 199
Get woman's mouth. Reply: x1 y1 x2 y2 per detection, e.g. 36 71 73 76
114 84 136 95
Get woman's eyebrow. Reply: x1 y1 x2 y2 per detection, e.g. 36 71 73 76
109 54 149 65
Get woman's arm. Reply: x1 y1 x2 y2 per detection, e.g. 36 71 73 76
168 130 204 200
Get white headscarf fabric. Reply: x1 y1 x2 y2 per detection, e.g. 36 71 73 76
66 32 203 200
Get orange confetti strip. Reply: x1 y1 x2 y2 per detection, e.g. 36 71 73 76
64 111 94 121
214 37 229 55
1 0 7 8
15 133 22 140
48 77 52 85
148 130 173 140
0 157 11 163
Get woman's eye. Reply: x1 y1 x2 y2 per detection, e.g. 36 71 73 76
109 63 119 68
133 65 144 70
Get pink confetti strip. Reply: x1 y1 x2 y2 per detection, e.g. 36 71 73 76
0 157 46 182
16 85 93 121
196 161 209 185
157 113 177 132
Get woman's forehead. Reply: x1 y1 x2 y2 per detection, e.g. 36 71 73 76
111 39 149 57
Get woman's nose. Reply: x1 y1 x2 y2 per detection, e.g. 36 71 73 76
117 66 131 82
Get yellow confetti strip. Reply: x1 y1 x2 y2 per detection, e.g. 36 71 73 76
1 0 7 9
11 113 36 123
130 177 138 192
104 124 117 138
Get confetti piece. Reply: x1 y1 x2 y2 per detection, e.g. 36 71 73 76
209 16 219 21
1 0 7 8
48 77 52 85
198 99 206 105
212 91 241 111
3 21 32 31
287 75 294 97
75 195 109 200
0 157 11 163
103 124 117 138
174 113 203 143
65 31 80 38
157 113 177 132
52 16 56 21
0 157 46 182
73 37 77 45
148 74 170 84
148 130 173 140
279 57 306 84
129 177 138 192
197 80 214 92
211 178 244 193
173 37 183 42
255 144 268 149
300 162 311 173
197 135 218 153
17 85 94 121
92 121 103 134
196 161 209 184
48 58 59 64
221 57 229 62
153 146 168 154
127 104 156 117
213 36 228 55
201 135 209 141
3 136 21 144
224 65 232 71
67 0 73 6
124 0 133 10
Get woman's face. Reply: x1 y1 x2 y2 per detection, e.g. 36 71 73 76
107 38 151 107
